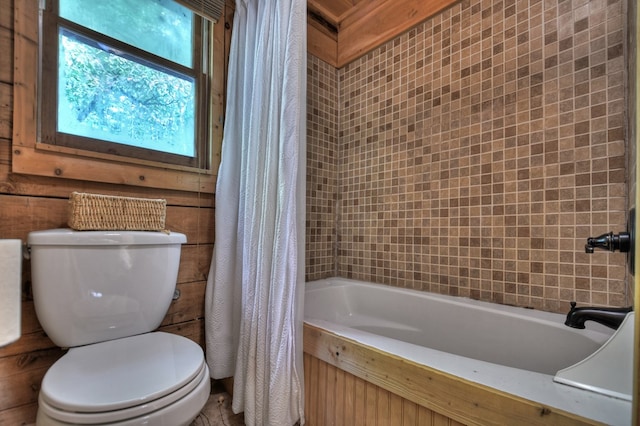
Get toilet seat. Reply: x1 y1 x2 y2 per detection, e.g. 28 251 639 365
38 332 209 424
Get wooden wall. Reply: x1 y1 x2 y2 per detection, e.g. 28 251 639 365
304 353 467 426
308 17 338 68
0 0 232 423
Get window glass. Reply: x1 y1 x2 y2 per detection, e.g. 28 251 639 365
59 0 193 67
57 28 196 157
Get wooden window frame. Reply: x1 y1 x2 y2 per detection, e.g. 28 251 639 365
13 0 226 193
40 4 208 169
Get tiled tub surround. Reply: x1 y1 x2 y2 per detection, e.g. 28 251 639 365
307 55 340 281
305 0 630 313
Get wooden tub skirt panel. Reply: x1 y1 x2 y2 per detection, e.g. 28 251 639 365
303 324 600 426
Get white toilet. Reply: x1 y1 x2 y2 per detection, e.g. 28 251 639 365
28 229 211 426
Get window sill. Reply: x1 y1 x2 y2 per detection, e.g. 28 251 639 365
12 144 215 193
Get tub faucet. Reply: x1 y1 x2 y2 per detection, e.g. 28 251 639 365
565 301 633 330
584 231 630 253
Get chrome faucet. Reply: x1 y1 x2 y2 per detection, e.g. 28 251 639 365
565 301 633 330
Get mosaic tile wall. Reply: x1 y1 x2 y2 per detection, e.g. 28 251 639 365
307 0 632 312
306 55 339 281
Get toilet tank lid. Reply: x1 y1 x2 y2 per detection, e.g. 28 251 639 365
27 229 187 246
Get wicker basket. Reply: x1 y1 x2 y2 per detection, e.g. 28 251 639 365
67 192 167 231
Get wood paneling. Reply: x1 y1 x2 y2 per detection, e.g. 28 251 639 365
0 0 11 30
304 353 467 426
0 349 64 414
12 147 217 193
0 194 214 241
162 281 207 326
0 0 233 422
0 26 12 84
337 0 458 66
307 0 460 68
308 0 350 24
304 324 602 426
308 0 374 27
0 162 215 207
308 17 338 67
0 82 10 140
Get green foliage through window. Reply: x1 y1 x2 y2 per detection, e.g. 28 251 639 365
58 30 196 157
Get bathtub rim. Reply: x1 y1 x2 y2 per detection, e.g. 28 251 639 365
304 277 631 426
306 277 613 337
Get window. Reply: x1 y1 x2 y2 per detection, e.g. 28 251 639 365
41 0 209 168
13 0 228 192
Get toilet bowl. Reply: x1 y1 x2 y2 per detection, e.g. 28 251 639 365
28 229 211 426
36 333 210 426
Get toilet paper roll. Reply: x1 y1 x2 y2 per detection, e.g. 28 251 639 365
0 240 22 347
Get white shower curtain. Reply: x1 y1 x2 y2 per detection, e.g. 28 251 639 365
204 0 306 425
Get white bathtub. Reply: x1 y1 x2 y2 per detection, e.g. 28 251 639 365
304 277 632 425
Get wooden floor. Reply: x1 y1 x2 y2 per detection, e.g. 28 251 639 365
192 390 245 426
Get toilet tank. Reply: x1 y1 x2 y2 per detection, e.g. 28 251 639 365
27 229 187 348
